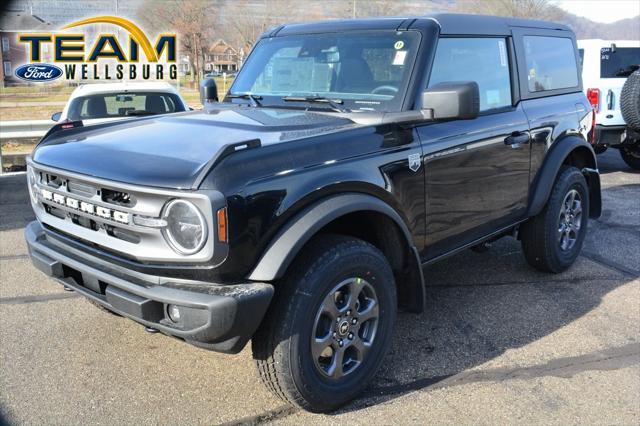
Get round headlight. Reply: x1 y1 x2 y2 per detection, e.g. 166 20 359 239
162 200 208 255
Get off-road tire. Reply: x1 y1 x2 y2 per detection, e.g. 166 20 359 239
252 234 397 412
620 145 640 170
520 166 589 273
621 70 640 132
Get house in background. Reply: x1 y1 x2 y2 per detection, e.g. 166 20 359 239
179 55 191 76
0 10 52 87
205 40 242 73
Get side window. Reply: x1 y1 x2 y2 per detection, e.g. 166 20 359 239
523 36 578 92
428 38 512 112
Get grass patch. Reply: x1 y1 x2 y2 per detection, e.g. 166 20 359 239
0 107 54 120
1 140 38 153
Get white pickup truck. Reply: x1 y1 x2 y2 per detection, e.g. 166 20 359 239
578 39 640 169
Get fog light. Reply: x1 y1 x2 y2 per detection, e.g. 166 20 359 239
167 304 181 322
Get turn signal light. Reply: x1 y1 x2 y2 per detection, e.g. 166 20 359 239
586 88 600 112
217 207 227 243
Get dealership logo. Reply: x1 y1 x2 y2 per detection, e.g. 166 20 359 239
17 16 177 82
14 63 63 82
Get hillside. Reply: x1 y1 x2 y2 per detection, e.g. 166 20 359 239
565 15 640 40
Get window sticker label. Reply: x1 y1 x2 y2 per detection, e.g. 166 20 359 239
394 40 404 50
486 90 500 106
498 40 507 67
393 50 407 66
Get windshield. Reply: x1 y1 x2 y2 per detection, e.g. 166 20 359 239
67 92 185 120
230 31 421 112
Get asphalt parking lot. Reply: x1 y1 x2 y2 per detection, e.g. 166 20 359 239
1 150 638 425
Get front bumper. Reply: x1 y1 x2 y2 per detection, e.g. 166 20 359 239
25 221 274 354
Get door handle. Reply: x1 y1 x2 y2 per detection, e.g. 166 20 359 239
504 132 530 146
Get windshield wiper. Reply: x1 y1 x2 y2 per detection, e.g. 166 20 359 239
282 96 349 113
227 93 262 107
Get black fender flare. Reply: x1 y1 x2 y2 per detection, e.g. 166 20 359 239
527 136 601 218
247 193 426 309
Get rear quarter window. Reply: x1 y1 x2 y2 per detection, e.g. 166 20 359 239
600 47 640 78
523 36 579 92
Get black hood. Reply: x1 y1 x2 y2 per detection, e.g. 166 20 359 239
33 107 358 189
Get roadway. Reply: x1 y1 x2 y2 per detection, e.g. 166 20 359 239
0 149 638 424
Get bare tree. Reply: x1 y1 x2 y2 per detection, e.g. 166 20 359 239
455 0 566 21
137 0 217 81
349 0 407 18
223 0 324 53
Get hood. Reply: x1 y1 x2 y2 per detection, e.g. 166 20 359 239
33 107 358 189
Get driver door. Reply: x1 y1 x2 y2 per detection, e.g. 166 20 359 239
416 36 532 260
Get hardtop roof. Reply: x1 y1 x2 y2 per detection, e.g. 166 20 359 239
271 13 572 37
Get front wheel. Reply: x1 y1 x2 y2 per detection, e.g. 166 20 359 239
520 166 589 273
620 145 640 170
252 235 396 412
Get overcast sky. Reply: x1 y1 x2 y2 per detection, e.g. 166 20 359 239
553 0 640 23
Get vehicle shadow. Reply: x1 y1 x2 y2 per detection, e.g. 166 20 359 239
332 236 637 413
597 148 637 174
0 174 34 232
334 165 639 414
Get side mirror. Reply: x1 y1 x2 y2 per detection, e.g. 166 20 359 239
200 78 218 105
421 81 479 121
51 111 62 122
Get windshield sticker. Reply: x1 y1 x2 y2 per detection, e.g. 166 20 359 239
270 57 332 92
394 40 405 50
498 40 507 67
393 50 407 66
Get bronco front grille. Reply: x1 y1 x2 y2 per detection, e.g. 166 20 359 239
27 160 217 263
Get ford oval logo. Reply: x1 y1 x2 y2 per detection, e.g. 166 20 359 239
15 63 63 82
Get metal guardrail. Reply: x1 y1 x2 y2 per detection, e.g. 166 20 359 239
0 120 52 174
0 120 52 140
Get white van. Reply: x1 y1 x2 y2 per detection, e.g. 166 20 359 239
578 40 640 152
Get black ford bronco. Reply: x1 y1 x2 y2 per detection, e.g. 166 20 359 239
26 14 601 412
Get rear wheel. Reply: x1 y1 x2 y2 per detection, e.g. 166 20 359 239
252 235 396 412
521 166 589 273
620 145 640 170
